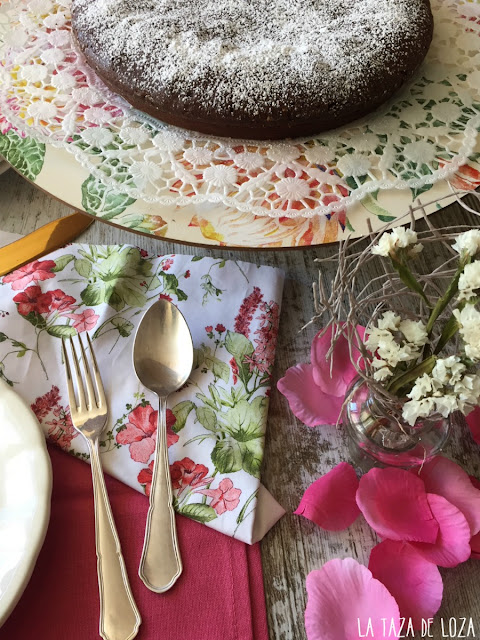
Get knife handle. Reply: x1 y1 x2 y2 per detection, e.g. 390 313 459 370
0 211 93 276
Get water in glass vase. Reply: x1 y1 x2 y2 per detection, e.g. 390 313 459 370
341 376 451 469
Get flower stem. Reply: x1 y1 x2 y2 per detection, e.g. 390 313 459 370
387 355 436 396
426 260 466 336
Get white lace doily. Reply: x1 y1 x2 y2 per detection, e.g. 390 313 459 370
0 0 479 219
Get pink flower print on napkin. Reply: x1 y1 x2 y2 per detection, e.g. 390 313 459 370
199 478 242 515
170 457 213 497
49 289 77 313
31 385 77 451
13 286 53 316
65 308 99 333
245 300 280 374
138 460 154 497
234 286 263 337
117 404 157 463
31 385 61 419
3 259 56 290
230 357 239 384
117 404 179 463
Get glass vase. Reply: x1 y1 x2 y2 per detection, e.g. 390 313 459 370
341 376 451 469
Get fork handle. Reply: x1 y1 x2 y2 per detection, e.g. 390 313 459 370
139 395 182 592
89 441 142 640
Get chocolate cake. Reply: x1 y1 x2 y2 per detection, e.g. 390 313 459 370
71 0 434 140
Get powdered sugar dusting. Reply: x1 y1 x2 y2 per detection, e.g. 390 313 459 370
71 0 432 122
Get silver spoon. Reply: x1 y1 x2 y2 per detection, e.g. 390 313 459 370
133 299 194 592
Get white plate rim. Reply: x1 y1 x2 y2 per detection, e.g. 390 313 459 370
0 378 52 628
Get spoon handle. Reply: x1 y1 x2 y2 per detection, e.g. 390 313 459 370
139 395 182 592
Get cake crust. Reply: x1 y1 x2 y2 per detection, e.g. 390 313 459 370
71 0 434 140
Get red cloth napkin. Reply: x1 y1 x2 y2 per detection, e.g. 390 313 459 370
0 446 269 640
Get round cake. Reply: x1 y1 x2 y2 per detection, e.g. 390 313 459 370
71 0 434 140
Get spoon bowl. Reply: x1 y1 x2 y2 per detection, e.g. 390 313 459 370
133 299 194 593
133 300 193 397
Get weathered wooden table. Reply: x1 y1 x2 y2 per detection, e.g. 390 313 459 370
1 168 479 639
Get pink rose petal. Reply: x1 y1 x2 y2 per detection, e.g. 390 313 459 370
470 476 480 559
277 363 344 426
357 468 439 543
466 406 480 444
419 457 480 536
305 558 400 640
471 532 480 558
369 540 443 630
311 325 365 396
410 494 471 567
295 463 360 531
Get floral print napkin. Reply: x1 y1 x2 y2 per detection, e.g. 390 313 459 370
0 241 285 543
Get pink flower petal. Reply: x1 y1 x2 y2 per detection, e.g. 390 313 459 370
418 456 480 535
311 326 365 396
470 476 480 558
466 406 480 444
410 494 471 567
305 558 400 640
277 363 344 426
369 540 443 630
129 437 156 463
295 463 360 531
116 423 145 445
471 533 480 558
356 468 439 543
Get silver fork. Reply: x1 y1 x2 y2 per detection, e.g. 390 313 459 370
62 334 141 640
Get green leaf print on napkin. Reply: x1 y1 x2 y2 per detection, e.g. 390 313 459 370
79 246 153 311
178 503 217 524
171 400 196 432
194 344 231 383
211 397 267 478
81 175 136 218
0 131 45 181
225 331 255 386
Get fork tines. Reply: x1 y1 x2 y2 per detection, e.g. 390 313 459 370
61 334 106 415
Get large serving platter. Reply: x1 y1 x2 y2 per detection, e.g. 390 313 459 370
0 0 479 248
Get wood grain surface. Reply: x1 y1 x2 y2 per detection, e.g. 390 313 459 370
1 168 479 640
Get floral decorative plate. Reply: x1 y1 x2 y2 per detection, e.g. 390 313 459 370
0 379 52 628
1 0 480 248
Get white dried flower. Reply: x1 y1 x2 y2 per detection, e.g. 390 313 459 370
365 327 390 351
453 305 480 361
399 319 428 347
373 366 393 381
379 341 420 368
392 227 419 249
454 374 480 407
432 356 466 385
407 373 437 401
402 398 436 425
434 395 460 417
371 358 388 369
371 227 423 257
458 261 480 301
377 311 402 332
371 234 396 257
452 229 480 257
